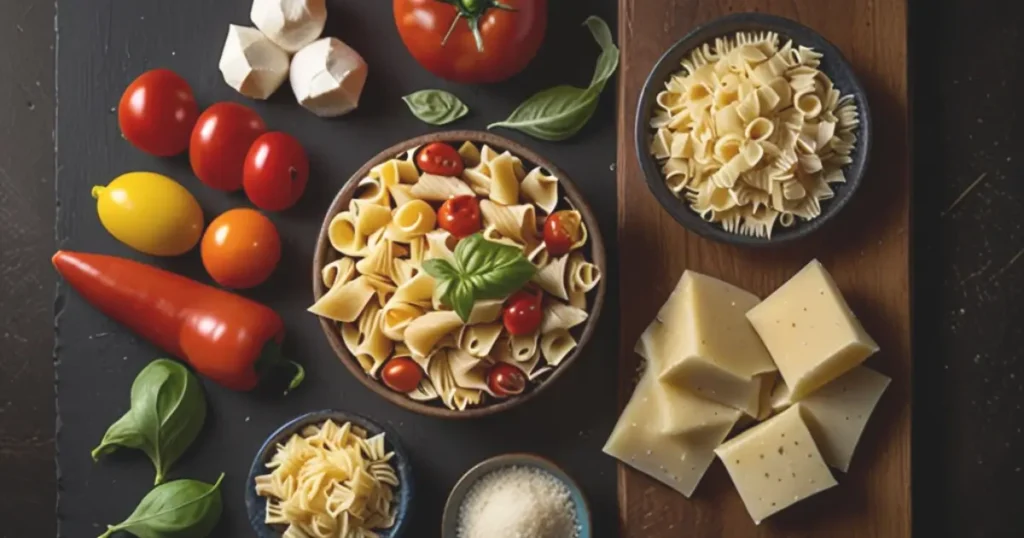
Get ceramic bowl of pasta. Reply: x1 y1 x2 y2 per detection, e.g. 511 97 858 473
245 410 413 538
310 131 606 418
636 13 871 245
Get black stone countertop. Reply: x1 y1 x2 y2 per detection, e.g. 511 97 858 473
0 0 1021 537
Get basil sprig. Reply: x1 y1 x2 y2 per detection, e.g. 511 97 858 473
92 359 206 485
98 473 224 538
403 90 469 125
422 233 536 321
488 16 619 141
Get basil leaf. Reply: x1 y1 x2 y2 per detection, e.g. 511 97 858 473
422 258 460 281
468 257 537 300
92 359 206 485
448 280 476 322
403 90 469 125
488 16 619 141
99 474 224 538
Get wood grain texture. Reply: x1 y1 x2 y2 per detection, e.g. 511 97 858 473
615 1 910 537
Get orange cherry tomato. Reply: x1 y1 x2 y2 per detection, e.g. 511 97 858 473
381 356 424 393
201 208 281 289
543 210 581 256
416 142 464 176
118 69 199 156
502 289 543 336
487 363 526 397
437 195 481 238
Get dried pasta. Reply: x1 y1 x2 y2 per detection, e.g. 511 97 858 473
649 31 860 237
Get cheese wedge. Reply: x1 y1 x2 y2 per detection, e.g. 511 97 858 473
645 271 777 416
604 369 741 498
770 365 890 472
747 259 879 400
715 405 837 524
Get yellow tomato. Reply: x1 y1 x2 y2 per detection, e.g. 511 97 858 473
92 172 204 256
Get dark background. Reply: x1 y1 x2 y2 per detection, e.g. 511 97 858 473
0 1 1021 538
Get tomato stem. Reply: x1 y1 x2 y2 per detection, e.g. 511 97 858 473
437 0 518 53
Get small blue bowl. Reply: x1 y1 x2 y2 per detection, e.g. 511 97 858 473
441 453 591 538
245 410 414 538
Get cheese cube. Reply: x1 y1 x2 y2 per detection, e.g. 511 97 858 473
642 271 777 416
746 259 879 400
770 366 890 472
604 369 741 497
715 405 838 524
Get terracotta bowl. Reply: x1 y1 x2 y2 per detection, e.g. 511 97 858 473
312 131 607 419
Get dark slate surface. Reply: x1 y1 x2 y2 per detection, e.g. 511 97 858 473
0 0 1022 537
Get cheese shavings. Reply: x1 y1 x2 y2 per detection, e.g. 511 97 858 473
458 467 579 538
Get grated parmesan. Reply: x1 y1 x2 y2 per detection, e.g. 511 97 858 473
457 466 579 538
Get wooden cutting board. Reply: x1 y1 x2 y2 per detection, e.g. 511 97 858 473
615 1 910 537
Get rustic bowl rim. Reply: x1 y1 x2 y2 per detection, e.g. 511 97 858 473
634 12 873 247
312 130 607 419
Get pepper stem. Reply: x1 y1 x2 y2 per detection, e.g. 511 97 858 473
254 340 305 395
91 186 105 199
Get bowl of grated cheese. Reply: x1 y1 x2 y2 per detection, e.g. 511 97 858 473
442 453 590 538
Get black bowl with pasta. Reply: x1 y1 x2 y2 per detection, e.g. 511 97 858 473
310 131 607 419
635 13 871 246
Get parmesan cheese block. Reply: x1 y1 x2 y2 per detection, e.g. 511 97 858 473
646 271 777 416
715 405 838 524
769 365 891 472
746 259 879 400
603 369 740 497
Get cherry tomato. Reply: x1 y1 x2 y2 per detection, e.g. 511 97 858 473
118 69 199 156
417 142 465 176
487 363 526 397
437 195 481 238
394 0 547 84
190 102 267 191
503 289 543 336
381 357 424 393
201 208 281 289
544 210 582 256
243 132 309 212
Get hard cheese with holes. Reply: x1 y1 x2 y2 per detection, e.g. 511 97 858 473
606 260 888 523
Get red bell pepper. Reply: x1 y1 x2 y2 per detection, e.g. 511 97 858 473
52 250 303 392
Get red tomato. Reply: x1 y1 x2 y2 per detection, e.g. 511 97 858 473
487 363 526 397
437 195 481 238
201 208 281 289
393 0 547 84
118 69 199 156
190 102 267 191
243 132 309 212
417 142 465 176
381 357 424 393
544 210 581 256
503 289 543 336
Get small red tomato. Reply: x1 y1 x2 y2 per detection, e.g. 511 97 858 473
243 132 309 211
437 195 481 238
543 210 582 256
503 289 543 336
487 363 527 397
381 357 424 393
118 69 199 156
190 102 267 191
416 142 464 176
201 208 281 289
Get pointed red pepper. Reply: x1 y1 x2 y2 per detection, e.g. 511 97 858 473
52 250 303 392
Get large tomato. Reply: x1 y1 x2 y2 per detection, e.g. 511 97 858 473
393 0 547 83
118 69 199 156
189 102 267 192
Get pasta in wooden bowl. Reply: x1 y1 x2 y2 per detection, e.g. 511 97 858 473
311 131 606 419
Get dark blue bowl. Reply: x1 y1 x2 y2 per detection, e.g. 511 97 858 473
635 13 872 247
245 410 414 538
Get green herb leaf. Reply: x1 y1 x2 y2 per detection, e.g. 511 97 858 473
488 16 619 141
92 359 207 485
423 233 537 322
99 474 224 538
403 90 469 125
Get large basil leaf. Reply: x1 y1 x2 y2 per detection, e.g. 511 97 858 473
92 359 206 485
99 474 224 538
402 90 469 125
488 16 619 141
